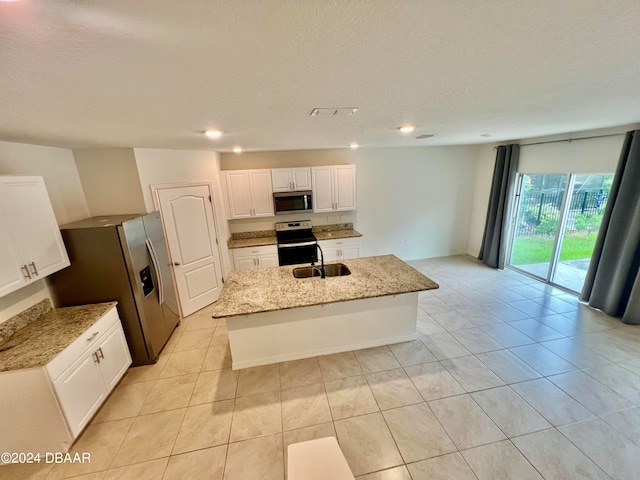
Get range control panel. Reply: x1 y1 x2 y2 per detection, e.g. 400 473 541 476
275 220 312 231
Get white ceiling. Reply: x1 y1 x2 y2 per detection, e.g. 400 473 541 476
1 0 640 152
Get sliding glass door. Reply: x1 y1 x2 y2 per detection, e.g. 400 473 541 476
508 173 613 293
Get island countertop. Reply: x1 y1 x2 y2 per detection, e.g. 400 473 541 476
209 254 438 318
0 302 117 372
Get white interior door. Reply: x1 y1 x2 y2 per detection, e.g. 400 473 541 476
156 184 223 316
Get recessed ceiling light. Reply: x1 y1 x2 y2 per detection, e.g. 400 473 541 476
481 133 495 137
349 143 359 149
398 126 415 133
204 130 223 138
233 147 242 153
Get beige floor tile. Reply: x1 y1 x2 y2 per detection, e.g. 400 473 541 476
172 328 214 351
440 355 504 392
481 323 535 348
0 462 54 480
584 363 640 404
560 418 640 480
201 344 232 371
281 382 332 431
59 472 106 480
388 340 436 366
236 364 280 397
334 412 403 476
190 369 238 405
279 357 322 389
404 362 465 401
365 368 422 410
509 343 577 376
110 409 185 468
120 355 168 385
162 332 182 354
418 333 471 360
471 386 551 437
356 466 412 480
172 399 234 454
164 445 226 480
512 429 610 480
549 370 634 416
92 381 154 423
510 377 595 426
430 310 475 332
103 458 168 480
318 351 363 380
510 318 565 342
382 403 456 463
354 346 401 373
602 407 640 447
138 374 197 415
540 337 611 369
47 418 134 479
460 440 543 480
406 452 477 480
428 394 506 450
209 324 229 347
451 328 504 354
283 422 336 471
475 349 542 384
183 313 218 331
324 375 379 420
159 348 207 378
229 390 282 442
224 433 284 480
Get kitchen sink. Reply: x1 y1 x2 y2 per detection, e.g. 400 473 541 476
293 263 351 278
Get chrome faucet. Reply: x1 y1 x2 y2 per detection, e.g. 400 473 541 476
311 242 326 278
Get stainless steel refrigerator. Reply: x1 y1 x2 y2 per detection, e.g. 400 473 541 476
50 213 180 366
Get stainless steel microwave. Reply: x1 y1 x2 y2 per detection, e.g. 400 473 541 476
273 191 313 215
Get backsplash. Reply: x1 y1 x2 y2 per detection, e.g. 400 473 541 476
0 298 52 345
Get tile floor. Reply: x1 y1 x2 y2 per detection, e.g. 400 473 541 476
4 255 640 479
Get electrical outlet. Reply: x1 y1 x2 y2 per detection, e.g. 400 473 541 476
404 240 410 246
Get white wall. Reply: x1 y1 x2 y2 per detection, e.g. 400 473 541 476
0 141 90 323
73 148 147 216
466 132 626 256
133 148 232 276
222 146 480 260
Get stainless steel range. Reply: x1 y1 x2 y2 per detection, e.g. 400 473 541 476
275 220 318 266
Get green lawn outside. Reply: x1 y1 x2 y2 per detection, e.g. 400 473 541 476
511 233 598 265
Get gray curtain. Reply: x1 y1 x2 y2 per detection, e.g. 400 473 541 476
478 144 520 269
580 130 640 324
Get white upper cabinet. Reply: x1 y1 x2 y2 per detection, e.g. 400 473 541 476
311 165 356 213
271 168 311 192
0 176 70 297
223 170 274 219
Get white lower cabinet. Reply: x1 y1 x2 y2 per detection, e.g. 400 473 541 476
317 237 360 262
233 245 278 272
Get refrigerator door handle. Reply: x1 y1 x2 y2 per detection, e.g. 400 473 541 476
145 238 164 306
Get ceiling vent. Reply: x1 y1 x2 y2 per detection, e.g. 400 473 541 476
415 134 435 139
310 107 358 116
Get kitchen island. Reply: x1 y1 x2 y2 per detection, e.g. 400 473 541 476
210 255 438 369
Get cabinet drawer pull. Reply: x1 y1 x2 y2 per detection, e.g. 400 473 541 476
336 242 343 245
29 262 38 276
86 332 100 342
21 265 32 280
251 250 259 253
97 347 104 359
92 352 100 364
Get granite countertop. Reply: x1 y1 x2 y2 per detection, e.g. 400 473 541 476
227 224 362 249
0 302 117 372
209 254 438 318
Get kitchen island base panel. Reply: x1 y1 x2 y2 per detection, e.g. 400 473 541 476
227 292 418 370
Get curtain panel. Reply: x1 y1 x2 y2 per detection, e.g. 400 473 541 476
580 130 640 324
478 144 520 269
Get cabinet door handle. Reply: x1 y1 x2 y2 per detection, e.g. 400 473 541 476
97 347 104 359
173 262 181 266
21 265 32 280
92 352 100 364
86 331 100 342
29 262 38 276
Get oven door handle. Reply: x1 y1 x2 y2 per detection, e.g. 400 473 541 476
278 241 317 248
